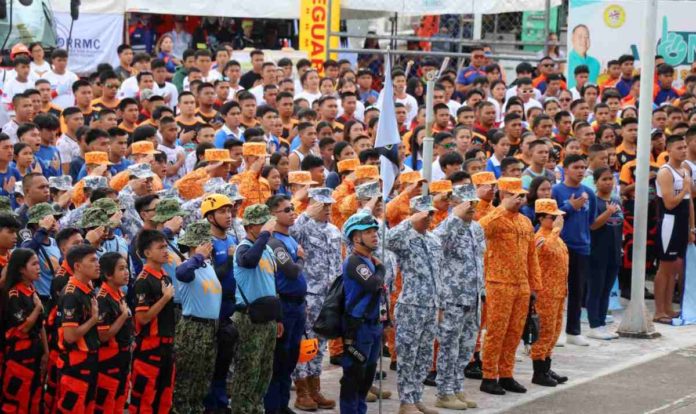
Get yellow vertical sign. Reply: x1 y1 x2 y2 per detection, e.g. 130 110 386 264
299 0 341 75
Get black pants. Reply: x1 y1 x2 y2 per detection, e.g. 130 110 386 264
566 251 589 336
204 317 238 410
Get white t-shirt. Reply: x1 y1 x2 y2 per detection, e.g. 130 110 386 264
395 93 418 126
447 99 461 118
249 84 266 106
431 158 446 181
337 99 365 122
57 134 81 165
118 76 139 100
505 85 543 102
157 143 186 186
2 76 37 107
153 82 179 109
30 61 51 79
226 85 245 102
295 90 322 106
43 70 78 109
182 71 223 92
1 120 19 144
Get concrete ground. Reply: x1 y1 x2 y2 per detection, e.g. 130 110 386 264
294 297 696 413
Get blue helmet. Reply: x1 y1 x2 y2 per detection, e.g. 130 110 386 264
342 212 379 242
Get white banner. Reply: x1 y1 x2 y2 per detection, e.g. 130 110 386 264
125 0 298 19
567 0 696 89
54 12 123 75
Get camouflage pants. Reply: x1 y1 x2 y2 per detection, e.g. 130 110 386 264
292 293 327 380
436 305 478 396
228 312 276 414
395 303 437 404
173 317 217 414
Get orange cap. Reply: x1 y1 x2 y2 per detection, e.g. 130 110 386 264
242 142 267 157
288 171 318 185
535 198 565 215
399 171 425 184
429 180 453 194
471 171 497 186
355 165 379 180
204 149 234 163
497 177 527 194
337 158 359 173
84 151 112 166
131 141 161 155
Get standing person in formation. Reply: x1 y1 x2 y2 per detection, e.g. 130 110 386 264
387 195 444 414
55 245 102 414
478 177 541 396
339 212 385 414
1 249 46 414
291 189 341 412
130 230 176 414
433 184 485 410
653 135 694 323
529 199 569 387
95 252 134 414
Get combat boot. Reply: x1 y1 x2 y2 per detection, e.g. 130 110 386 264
480 378 505 395
546 358 568 384
292 378 318 411
366 391 377 402
307 376 335 409
532 360 557 387
464 353 483 380
369 385 392 399
435 395 468 410
398 403 423 414
455 392 478 408
499 377 527 393
415 401 440 414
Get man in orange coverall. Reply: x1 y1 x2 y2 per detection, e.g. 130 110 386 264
478 177 541 395
230 142 271 215
465 170 498 379
530 198 569 387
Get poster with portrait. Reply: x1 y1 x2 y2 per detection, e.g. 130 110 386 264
567 0 696 89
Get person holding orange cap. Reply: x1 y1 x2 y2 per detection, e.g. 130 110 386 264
333 165 379 230
330 158 360 226
109 140 163 192
71 151 113 206
174 149 235 200
529 198 569 388
429 179 453 228
230 142 271 216
471 171 498 220
478 177 541 396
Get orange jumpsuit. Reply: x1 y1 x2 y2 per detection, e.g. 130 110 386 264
471 198 496 358
530 227 569 361
478 206 541 380
109 170 164 193
229 171 272 216
331 179 355 229
174 169 210 200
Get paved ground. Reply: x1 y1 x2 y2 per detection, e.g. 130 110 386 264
294 297 696 413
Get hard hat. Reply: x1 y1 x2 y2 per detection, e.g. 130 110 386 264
201 194 234 216
342 212 379 241
298 337 319 363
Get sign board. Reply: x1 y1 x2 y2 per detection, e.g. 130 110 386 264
54 12 123 75
299 0 341 74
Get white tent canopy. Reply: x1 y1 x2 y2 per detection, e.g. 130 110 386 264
52 0 561 19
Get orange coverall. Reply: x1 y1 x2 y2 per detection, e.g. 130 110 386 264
530 227 569 361
229 170 272 216
478 206 541 380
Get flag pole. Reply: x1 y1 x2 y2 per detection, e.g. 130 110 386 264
422 70 436 192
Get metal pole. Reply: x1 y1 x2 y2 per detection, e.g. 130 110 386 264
327 47 557 63
325 0 332 65
543 0 552 55
457 15 467 68
328 30 550 47
473 13 483 41
422 71 436 192
617 0 660 339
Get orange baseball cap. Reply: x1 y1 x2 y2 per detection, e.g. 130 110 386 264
471 171 497 186
498 177 527 194
131 141 161 155
288 171 318 185
429 180 453 194
242 142 267 157
337 158 360 173
535 198 565 215
399 171 425 184
84 151 112 166
204 149 234 163
355 165 379 180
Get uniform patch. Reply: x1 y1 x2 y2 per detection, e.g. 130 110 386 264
356 264 372 281
13 310 23 322
63 308 75 319
136 293 147 304
274 247 291 265
18 229 31 243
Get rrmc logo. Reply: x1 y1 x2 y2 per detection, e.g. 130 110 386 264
55 18 101 51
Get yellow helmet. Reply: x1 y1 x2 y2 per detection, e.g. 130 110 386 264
201 194 234 216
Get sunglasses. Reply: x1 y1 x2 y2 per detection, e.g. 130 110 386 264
105 83 120 89
275 206 294 214
542 63 554 67
442 143 457 149
559 98 572 102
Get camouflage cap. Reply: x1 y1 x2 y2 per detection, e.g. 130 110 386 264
219 183 244 201
242 204 272 226
452 184 479 203
152 198 188 223
308 187 335 204
48 175 73 191
0 196 12 213
91 198 121 216
84 176 108 190
28 202 62 224
178 220 212 247
409 195 436 213
79 207 111 229
355 181 381 200
127 163 155 180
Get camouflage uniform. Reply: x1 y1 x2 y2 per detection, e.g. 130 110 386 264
58 203 89 229
119 187 144 243
290 211 342 380
433 213 485 397
386 196 445 405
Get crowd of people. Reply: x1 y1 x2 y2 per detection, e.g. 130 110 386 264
0 28 693 414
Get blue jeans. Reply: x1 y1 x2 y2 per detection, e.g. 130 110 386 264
587 253 619 328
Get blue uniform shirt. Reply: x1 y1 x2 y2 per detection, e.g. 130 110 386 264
233 236 277 306
213 234 239 319
176 255 222 319
270 232 307 297
343 254 381 320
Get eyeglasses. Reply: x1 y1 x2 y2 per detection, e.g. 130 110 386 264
275 206 294 214
442 143 457 149
105 83 120 89
559 98 572 102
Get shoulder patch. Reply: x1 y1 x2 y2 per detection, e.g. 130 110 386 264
63 307 75 319
536 237 545 249
356 264 372 281
18 228 31 243
274 247 291 265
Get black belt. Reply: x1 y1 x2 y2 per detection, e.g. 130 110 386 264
279 294 305 305
183 315 218 325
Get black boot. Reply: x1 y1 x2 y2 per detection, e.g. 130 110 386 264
499 377 527 393
389 360 397 371
480 378 506 395
423 370 437 386
280 407 297 414
531 360 557 387
464 352 483 380
329 355 342 366
546 358 568 384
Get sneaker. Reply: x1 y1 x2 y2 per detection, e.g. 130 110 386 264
555 334 565 347
566 334 591 346
586 328 614 340
600 326 619 339
605 314 615 324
